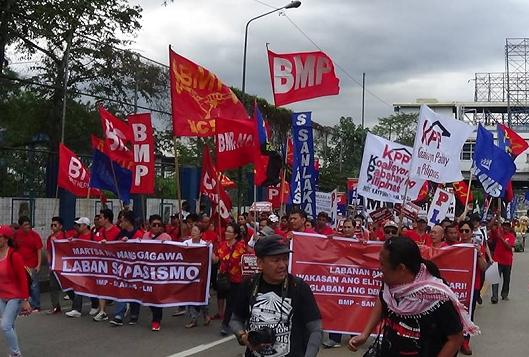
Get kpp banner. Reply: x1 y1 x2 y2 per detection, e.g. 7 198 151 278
169 48 248 137
358 133 424 203
290 112 316 218
128 113 155 194
52 239 212 306
267 49 340 106
410 105 473 183
58 144 99 197
290 233 476 334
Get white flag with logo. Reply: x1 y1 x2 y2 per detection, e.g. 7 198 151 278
427 188 454 226
358 133 424 203
410 105 473 183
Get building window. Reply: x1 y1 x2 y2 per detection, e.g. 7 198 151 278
460 141 475 161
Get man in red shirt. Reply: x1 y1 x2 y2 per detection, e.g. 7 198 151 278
73 217 93 240
490 220 516 303
165 214 180 241
286 209 315 241
403 217 432 246
13 216 42 311
46 216 66 314
315 212 335 236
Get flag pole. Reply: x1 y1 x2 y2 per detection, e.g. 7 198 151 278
280 136 290 216
109 162 124 211
464 174 473 212
173 137 184 236
398 177 410 234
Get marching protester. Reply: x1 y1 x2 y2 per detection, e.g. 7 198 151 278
0 225 32 357
430 225 447 248
214 222 246 335
45 217 66 314
340 218 356 239
13 216 43 312
402 216 432 246
182 225 211 328
229 235 322 357
445 223 460 245
489 218 516 303
348 236 478 356
315 212 334 235
286 208 315 242
166 215 181 241
382 221 399 241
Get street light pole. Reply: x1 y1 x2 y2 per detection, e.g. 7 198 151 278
237 0 301 215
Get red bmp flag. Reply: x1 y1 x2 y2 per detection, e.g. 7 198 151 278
98 106 134 164
128 113 155 194
267 49 340 107
216 117 257 171
453 181 473 206
169 47 249 137
58 144 99 197
200 146 232 221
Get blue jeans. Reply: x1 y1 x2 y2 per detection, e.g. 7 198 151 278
113 302 140 320
29 269 40 309
0 299 22 356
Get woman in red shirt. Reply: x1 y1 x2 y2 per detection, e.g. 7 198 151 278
0 225 32 357
214 222 246 335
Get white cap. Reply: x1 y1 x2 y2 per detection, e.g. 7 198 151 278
74 217 91 226
268 214 279 223
384 220 398 229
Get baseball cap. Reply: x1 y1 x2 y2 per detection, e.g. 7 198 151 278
417 216 427 223
384 221 398 229
74 217 91 226
254 235 292 258
0 225 14 238
268 214 279 223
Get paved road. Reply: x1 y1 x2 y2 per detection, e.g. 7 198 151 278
2 252 528 357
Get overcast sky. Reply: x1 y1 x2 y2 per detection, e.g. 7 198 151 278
131 0 529 127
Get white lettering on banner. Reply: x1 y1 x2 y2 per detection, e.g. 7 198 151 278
134 144 150 162
104 119 129 152
201 172 230 220
132 123 147 142
68 157 86 180
471 166 503 197
427 188 453 226
134 165 148 186
274 56 332 93
216 132 253 153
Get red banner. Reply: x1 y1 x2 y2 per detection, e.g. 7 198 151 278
200 146 232 221
128 113 155 194
58 144 99 197
267 49 340 107
98 106 134 164
290 233 476 334
215 117 257 171
266 179 289 209
52 239 211 306
169 48 248 137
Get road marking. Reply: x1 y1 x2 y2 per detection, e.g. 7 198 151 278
166 335 235 357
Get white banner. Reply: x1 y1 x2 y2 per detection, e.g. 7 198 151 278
410 105 473 183
358 133 424 203
316 190 338 226
427 188 454 226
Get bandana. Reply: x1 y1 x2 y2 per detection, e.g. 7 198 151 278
382 263 480 336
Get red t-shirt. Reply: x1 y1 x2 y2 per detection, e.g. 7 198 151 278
93 225 120 242
202 231 218 245
46 231 66 256
316 225 335 236
0 249 30 299
474 244 487 290
374 228 385 241
77 231 93 241
403 230 432 246
14 229 43 268
491 229 515 265
165 224 180 241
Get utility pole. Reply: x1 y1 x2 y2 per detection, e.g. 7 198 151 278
361 72 366 129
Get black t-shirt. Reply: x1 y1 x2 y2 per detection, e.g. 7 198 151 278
233 274 321 357
379 290 463 357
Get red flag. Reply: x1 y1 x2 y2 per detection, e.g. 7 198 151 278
98 106 134 164
287 137 294 167
497 123 529 158
220 174 236 189
215 117 257 171
413 181 430 203
90 136 134 171
169 48 248 137
452 181 473 206
504 181 514 203
200 146 232 221
267 49 340 107
58 144 99 197
128 113 155 194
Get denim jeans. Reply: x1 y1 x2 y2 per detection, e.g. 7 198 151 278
113 302 140 320
29 269 40 309
0 299 22 356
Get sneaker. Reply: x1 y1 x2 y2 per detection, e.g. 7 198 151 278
172 308 185 317
110 317 124 326
322 340 341 348
502 296 510 301
151 321 161 331
65 310 82 318
46 306 62 315
220 324 229 335
89 308 99 316
128 317 138 325
93 311 108 322
63 295 70 301
491 297 499 304
32 308 41 313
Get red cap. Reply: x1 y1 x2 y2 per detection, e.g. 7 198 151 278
0 225 14 238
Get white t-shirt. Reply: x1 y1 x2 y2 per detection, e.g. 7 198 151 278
183 238 207 246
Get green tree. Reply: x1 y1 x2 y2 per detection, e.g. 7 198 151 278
318 116 368 191
371 113 418 146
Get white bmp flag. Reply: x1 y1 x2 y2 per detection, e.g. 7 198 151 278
358 133 424 203
410 105 473 183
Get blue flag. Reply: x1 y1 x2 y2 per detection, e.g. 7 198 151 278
472 124 516 198
289 112 316 218
90 149 132 204
253 100 268 149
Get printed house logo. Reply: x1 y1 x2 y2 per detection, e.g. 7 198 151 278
480 158 492 170
421 120 451 149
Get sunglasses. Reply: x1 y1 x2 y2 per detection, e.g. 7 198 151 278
50 223 59 227
384 229 398 234
151 223 162 227
460 229 471 233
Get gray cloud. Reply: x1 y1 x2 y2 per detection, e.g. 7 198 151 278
133 0 529 127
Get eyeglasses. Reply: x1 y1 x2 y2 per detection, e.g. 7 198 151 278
460 229 471 233
151 223 162 227
50 223 58 227
384 229 398 234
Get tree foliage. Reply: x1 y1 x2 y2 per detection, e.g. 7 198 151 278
371 113 418 146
